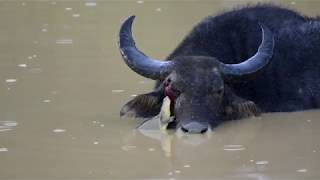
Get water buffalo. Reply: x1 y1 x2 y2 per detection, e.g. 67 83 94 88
118 5 320 133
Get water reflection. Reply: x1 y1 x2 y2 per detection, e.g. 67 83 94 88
127 111 320 178
137 115 259 156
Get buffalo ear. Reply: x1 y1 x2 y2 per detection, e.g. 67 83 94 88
232 100 261 117
120 90 165 118
222 86 260 119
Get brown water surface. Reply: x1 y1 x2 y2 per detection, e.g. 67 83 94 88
1 0 320 179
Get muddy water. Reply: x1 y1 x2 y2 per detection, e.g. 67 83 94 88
1 0 320 179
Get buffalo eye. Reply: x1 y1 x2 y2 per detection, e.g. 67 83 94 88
216 89 223 95
164 78 181 99
164 78 171 87
211 86 224 95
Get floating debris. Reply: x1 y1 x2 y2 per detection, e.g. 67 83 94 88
183 164 191 168
111 89 124 93
121 145 136 151
85 2 97 7
0 121 18 132
53 129 66 133
296 169 307 173
168 172 173 176
137 0 144 4
65 7 72 11
155 8 162 12
56 39 73 44
42 28 48 32
93 141 99 145
223 148 246 151
72 14 80 18
255 161 269 165
223 144 246 151
100 124 104 127
43 99 51 103
148 148 155 152
0 148 8 152
27 56 33 59
224 145 242 148
18 64 27 68
174 170 181 174
3 121 17 127
290 1 296 5
5 79 17 83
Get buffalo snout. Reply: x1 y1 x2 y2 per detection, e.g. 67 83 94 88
181 121 209 134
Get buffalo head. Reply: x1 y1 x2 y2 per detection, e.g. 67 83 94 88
118 16 274 133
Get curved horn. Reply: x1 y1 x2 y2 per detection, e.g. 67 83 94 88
118 15 173 80
220 23 274 79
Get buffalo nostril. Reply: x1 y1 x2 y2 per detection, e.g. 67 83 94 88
200 128 208 134
181 122 208 134
181 126 189 133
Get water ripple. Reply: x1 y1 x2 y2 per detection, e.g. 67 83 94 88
0 120 18 132
223 144 246 151
56 39 73 44
85 2 97 7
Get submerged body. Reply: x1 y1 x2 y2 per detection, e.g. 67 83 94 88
119 5 320 133
165 5 320 112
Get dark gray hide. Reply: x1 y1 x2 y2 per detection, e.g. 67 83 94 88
118 5 320 133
